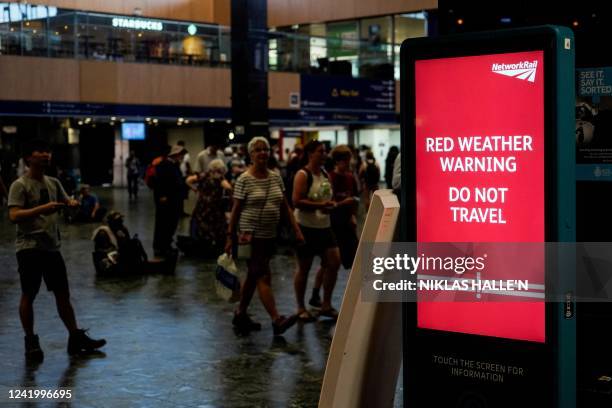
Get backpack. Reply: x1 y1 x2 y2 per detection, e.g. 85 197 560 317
301 167 329 194
364 160 380 187
144 156 164 189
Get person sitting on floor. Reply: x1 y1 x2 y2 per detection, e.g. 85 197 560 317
71 184 107 222
92 211 148 275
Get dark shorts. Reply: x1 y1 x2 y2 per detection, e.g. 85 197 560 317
247 238 276 279
296 225 338 258
17 249 70 298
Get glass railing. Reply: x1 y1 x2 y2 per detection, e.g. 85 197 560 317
0 5 231 67
0 2 401 79
268 30 395 80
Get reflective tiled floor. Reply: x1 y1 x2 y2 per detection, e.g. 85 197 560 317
3 186 611 407
0 187 396 407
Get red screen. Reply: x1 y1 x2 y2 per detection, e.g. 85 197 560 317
415 51 545 342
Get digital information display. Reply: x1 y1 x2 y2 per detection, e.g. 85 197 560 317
402 26 575 408
122 122 146 140
415 51 545 342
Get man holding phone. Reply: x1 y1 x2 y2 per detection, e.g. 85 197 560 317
8 139 106 362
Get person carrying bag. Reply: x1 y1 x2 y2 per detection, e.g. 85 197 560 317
225 137 304 336
236 180 270 259
215 253 241 302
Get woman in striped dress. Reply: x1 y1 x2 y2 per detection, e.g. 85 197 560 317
225 137 304 336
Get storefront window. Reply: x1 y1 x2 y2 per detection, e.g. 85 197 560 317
326 21 359 77
0 3 54 56
0 1 427 80
218 26 230 64
359 16 393 79
0 13 21 55
270 27 297 72
0 3 228 67
177 23 221 65
309 23 327 70
76 13 131 60
22 12 47 56
74 13 223 65
48 10 75 58
393 12 427 79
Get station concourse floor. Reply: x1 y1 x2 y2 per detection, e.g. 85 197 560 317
0 187 403 407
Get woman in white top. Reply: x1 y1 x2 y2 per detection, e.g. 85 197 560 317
225 137 304 336
292 140 341 321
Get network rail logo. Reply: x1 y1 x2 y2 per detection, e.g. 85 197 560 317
491 60 538 83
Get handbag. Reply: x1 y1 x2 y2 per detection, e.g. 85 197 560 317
236 178 271 259
215 253 241 302
236 231 253 259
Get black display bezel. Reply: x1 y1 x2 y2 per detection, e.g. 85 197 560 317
400 27 562 407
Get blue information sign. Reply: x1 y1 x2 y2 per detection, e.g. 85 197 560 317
300 74 395 111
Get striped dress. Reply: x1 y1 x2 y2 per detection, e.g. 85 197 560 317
234 170 285 239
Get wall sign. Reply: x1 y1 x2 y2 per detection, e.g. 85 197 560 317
0 3 56 23
576 67 612 175
111 17 163 31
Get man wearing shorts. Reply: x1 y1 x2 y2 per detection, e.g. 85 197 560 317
8 139 106 362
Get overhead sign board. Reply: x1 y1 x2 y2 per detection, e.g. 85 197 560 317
301 75 394 112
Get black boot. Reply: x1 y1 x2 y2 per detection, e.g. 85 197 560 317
67 329 106 355
24 334 44 362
